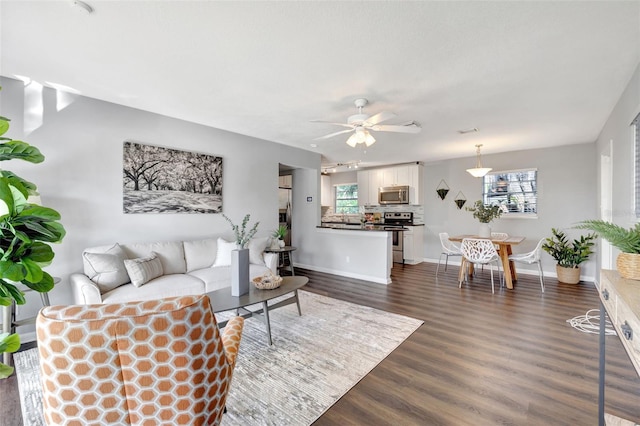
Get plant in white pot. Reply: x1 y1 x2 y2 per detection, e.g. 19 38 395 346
576 219 640 280
222 213 259 296
465 200 502 237
272 225 288 248
542 228 596 284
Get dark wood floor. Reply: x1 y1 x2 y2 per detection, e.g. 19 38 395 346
303 262 640 426
1 263 639 426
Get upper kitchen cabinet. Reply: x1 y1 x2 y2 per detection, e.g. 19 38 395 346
321 174 333 207
279 175 292 188
357 169 385 206
359 163 423 206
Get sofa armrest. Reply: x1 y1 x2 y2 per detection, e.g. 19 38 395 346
69 273 103 304
263 252 278 275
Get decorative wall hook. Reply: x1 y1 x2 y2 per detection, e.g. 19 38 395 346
436 179 450 200
454 191 467 209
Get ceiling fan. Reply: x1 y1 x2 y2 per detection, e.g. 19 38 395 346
312 98 421 147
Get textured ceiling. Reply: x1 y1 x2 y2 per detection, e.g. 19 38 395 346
1 1 639 169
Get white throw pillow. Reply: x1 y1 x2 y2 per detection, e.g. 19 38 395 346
124 252 164 287
248 237 269 266
83 243 130 293
212 238 237 267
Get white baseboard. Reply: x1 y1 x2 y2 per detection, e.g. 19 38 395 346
293 263 391 285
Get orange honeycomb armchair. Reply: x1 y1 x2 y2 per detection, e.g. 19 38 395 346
36 295 244 425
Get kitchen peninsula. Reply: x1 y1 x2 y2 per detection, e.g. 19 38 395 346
314 225 393 284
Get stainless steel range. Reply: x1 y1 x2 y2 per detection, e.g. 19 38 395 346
383 212 413 264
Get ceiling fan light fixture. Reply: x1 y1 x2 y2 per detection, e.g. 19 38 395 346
364 131 376 147
346 133 359 147
466 144 492 178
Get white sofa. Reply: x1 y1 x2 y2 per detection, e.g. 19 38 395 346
69 237 277 304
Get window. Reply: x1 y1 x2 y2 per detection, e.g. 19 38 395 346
634 113 640 218
335 184 359 214
482 169 537 218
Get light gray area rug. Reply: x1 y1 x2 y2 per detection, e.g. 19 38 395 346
15 290 423 426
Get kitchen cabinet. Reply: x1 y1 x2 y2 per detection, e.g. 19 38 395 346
321 174 332 207
402 226 424 265
357 163 424 206
279 175 292 188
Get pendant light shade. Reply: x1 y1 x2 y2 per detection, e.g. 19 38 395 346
466 144 492 177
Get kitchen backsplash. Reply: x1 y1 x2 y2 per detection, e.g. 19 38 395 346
321 205 424 225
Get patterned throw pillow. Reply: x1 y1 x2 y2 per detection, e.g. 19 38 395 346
83 243 130 293
124 252 164 287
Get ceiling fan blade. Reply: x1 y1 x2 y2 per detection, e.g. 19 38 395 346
363 111 396 126
371 123 422 134
314 128 354 140
310 120 354 129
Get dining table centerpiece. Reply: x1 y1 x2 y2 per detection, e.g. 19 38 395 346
465 200 502 238
223 213 259 296
576 219 640 280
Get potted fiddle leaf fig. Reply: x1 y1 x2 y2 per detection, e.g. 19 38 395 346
0 332 19 379
542 228 596 284
0 104 66 308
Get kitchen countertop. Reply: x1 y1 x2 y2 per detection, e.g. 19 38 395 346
317 224 408 231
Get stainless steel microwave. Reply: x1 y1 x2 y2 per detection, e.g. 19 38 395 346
378 186 410 205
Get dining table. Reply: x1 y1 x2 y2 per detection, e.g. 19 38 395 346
448 235 526 289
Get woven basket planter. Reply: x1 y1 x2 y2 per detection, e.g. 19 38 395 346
556 265 581 284
616 252 640 280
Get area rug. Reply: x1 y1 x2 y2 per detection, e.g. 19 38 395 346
15 290 423 426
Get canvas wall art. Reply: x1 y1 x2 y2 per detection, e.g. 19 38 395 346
123 141 223 213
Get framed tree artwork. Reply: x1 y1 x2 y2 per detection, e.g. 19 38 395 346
123 141 223 213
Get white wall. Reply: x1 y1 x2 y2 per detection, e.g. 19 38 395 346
423 144 598 280
0 77 320 324
595 62 640 272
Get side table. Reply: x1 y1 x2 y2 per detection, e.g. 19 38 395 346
264 246 297 276
2 277 60 365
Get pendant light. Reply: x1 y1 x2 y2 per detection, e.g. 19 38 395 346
466 144 492 178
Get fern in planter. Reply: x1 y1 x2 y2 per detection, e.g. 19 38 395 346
575 220 640 253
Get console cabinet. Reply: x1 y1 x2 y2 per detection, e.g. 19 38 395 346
598 270 640 425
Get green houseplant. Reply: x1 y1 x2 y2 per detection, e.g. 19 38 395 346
0 100 66 377
542 228 596 284
222 213 259 248
465 200 502 238
576 219 640 279
272 225 288 248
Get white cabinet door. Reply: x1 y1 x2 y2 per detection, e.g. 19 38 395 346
321 175 332 207
369 169 384 205
407 164 424 205
381 168 396 187
396 166 410 186
403 231 414 262
357 170 369 206
279 175 292 188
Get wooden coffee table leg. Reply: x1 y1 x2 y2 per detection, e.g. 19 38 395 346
262 301 273 346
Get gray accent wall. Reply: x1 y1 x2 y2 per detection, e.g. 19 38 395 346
0 76 320 323
421 144 598 280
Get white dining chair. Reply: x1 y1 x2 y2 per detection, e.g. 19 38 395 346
508 238 546 293
436 232 462 276
459 238 502 294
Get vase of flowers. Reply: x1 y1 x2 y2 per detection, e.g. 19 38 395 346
465 200 502 237
272 225 288 248
223 214 259 296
